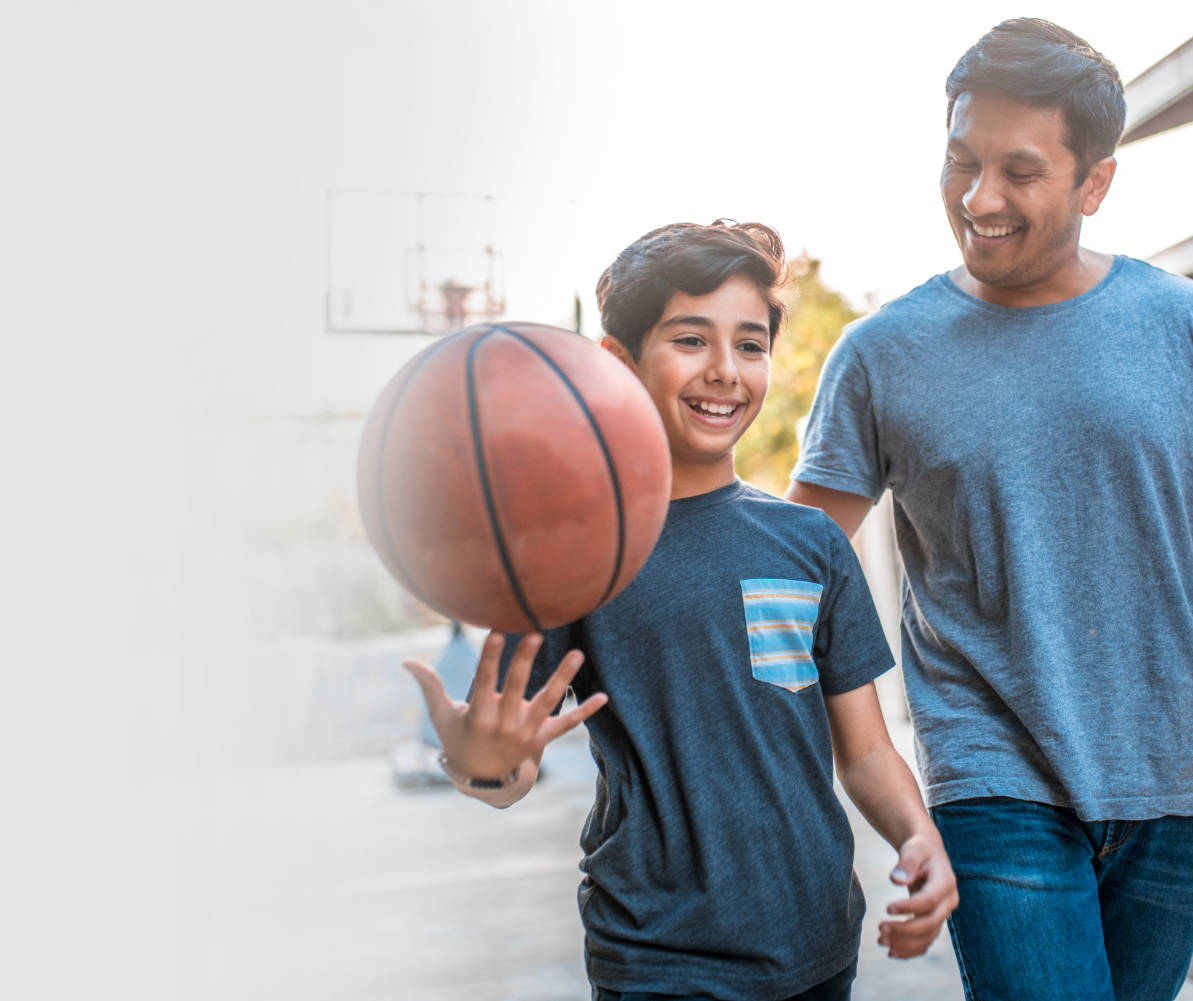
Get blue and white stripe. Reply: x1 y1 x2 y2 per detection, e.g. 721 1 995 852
740 578 823 692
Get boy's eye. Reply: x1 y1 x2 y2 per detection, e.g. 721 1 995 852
673 335 704 347
738 340 766 354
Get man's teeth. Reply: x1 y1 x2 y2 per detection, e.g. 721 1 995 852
973 223 1019 237
693 401 736 416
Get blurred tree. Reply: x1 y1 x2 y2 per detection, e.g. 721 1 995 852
735 251 864 496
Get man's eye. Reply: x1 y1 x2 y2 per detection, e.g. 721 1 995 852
1006 172 1035 183
947 156 978 171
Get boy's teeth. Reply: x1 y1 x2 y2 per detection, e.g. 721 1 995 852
695 401 735 415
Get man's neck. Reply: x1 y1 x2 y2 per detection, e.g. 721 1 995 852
953 248 1114 308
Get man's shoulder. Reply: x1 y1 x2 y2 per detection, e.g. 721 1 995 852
1115 255 1193 303
840 271 960 348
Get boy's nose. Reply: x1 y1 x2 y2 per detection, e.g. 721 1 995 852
706 347 739 385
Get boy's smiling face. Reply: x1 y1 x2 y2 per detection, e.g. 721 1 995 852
604 274 771 499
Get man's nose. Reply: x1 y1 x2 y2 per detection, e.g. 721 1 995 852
961 170 1006 218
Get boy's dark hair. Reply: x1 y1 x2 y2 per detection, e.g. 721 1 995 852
945 17 1125 182
596 219 788 360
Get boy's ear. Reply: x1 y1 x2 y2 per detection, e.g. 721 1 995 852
600 335 636 371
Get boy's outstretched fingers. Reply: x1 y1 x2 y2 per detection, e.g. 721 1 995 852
402 656 456 730
877 833 959 959
539 655 608 742
403 630 607 786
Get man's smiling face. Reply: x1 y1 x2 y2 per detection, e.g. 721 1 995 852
941 89 1101 304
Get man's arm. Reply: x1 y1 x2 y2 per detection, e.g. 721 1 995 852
784 480 873 540
824 683 958 958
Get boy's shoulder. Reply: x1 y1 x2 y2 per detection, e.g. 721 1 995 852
730 481 848 542
664 480 849 561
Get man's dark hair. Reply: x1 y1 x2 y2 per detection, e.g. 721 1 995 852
596 219 788 360
945 17 1125 182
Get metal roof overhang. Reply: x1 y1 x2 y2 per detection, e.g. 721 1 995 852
1147 235 1193 278
1121 37 1193 144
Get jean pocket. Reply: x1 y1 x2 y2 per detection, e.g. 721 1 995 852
740 578 823 692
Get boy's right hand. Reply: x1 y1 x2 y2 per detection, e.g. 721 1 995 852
402 631 607 783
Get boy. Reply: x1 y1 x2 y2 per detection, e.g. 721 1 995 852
404 220 956 1000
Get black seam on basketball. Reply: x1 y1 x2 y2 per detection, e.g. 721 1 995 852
372 333 458 611
466 328 544 632
490 325 627 608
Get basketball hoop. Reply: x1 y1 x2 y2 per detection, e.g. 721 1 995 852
407 195 507 334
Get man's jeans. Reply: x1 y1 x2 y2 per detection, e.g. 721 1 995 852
930 797 1193 1001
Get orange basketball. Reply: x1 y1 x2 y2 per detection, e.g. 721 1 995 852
357 322 672 633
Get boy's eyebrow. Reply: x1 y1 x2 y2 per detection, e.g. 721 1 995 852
660 314 713 329
661 314 769 334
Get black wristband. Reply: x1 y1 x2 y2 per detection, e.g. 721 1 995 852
437 751 521 790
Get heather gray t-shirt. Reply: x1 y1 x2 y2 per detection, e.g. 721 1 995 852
794 256 1193 821
507 479 893 1000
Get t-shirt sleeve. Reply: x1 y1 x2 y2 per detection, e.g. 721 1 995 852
812 522 894 695
793 332 887 500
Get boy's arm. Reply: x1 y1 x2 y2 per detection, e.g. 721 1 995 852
436 748 543 809
404 631 607 809
824 682 958 959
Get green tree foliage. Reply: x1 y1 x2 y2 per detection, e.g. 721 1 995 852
735 253 863 496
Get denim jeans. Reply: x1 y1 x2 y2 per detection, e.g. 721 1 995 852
930 797 1193 1001
590 957 856 1001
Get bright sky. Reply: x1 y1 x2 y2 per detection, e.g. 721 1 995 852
374 0 1193 328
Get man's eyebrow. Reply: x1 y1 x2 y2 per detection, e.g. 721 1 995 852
946 137 1049 169
1004 149 1049 169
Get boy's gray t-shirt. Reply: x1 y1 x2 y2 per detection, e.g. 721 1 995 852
512 479 893 1000
794 256 1193 821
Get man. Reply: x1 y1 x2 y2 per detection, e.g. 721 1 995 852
786 18 1193 1001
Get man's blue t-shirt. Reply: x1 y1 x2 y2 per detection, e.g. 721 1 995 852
509 479 893 1000
794 256 1193 821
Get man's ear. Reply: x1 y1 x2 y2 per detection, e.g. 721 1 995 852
1080 155 1116 217
600 335 636 371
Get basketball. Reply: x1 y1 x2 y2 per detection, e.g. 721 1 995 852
357 322 672 633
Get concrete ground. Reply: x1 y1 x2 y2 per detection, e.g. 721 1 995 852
210 720 956 1001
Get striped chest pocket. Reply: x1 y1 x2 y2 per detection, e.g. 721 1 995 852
740 578 823 692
